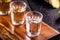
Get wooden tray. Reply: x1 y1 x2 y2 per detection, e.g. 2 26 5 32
0 13 59 40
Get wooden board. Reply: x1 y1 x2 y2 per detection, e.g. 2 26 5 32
0 13 59 40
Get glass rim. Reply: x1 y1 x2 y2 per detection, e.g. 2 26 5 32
10 1 27 9
25 11 43 20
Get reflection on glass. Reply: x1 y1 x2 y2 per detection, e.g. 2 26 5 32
25 11 43 37
10 1 27 25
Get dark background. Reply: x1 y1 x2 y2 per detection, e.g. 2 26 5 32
27 0 60 31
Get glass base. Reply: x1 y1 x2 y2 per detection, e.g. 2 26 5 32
0 11 8 15
12 20 24 25
27 32 40 37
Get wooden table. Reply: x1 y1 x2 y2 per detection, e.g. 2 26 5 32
0 14 59 40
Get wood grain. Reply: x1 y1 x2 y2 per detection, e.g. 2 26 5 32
0 13 59 40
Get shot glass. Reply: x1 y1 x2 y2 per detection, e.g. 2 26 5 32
25 11 43 37
0 0 11 15
10 1 27 25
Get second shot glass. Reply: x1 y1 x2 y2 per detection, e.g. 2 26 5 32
10 1 27 25
25 11 43 37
